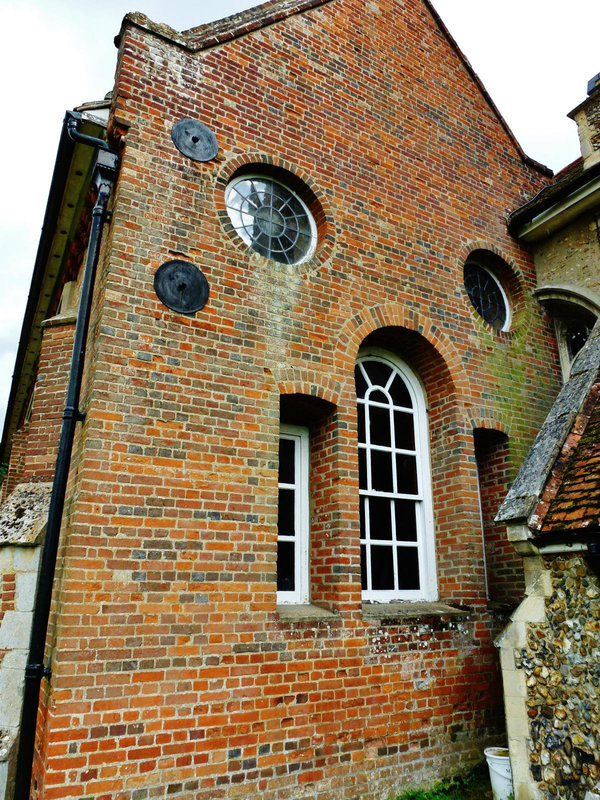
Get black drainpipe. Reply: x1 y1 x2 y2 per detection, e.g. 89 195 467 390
13 123 118 800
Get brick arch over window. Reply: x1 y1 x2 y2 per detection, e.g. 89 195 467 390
336 306 495 602
457 240 521 272
334 302 470 414
270 365 341 408
465 408 511 437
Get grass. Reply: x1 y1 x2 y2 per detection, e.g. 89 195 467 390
392 761 493 800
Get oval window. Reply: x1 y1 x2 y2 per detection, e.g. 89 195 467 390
464 261 510 331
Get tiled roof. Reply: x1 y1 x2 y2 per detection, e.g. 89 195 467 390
537 379 600 533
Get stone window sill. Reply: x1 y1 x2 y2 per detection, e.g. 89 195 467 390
276 603 338 623
362 601 470 621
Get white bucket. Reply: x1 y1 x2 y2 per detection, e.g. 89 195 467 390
484 747 514 800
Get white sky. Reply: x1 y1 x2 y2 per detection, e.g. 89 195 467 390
1 0 598 435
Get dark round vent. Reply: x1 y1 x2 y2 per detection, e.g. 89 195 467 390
154 260 209 314
171 119 218 162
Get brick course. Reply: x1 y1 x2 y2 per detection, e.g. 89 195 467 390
4 0 567 797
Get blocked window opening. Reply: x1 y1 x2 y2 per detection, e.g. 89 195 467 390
474 428 524 606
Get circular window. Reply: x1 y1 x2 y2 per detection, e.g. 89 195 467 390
464 261 510 331
225 175 317 264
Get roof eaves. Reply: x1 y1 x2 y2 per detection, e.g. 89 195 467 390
508 158 600 235
0 111 103 464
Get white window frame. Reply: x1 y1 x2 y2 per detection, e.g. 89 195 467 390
356 349 437 602
277 424 310 604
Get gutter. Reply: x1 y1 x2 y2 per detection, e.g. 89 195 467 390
0 113 76 462
512 173 600 242
531 529 600 579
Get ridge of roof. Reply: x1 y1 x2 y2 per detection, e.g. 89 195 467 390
496 320 600 527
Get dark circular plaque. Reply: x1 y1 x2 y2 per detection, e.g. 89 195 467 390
154 260 209 314
171 119 218 162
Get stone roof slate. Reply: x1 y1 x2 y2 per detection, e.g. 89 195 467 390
496 320 600 529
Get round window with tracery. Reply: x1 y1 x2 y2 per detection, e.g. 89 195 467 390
225 175 317 265
464 261 511 331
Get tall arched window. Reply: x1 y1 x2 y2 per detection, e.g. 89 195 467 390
355 350 436 601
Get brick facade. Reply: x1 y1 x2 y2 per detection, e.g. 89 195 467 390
1 0 567 797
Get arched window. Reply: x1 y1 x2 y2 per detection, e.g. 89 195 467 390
355 350 436 601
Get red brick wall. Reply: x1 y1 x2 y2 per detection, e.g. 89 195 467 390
32 0 562 797
3 320 75 501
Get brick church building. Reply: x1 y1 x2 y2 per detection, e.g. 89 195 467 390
0 0 574 798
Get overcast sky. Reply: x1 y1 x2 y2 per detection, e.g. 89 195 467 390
1 0 598 433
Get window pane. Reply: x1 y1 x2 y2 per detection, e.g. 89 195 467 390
464 262 508 331
359 448 367 490
394 500 417 541
388 374 412 407
356 354 433 600
396 454 418 494
364 360 392 389
355 365 368 399
368 389 389 404
371 545 394 589
369 405 391 446
360 496 366 538
278 437 295 483
226 176 316 265
277 541 295 591
566 321 592 360
371 450 393 492
361 544 368 589
278 488 295 534
369 496 393 540
357 404 366 443
394 411 415 450
397 547 420 590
